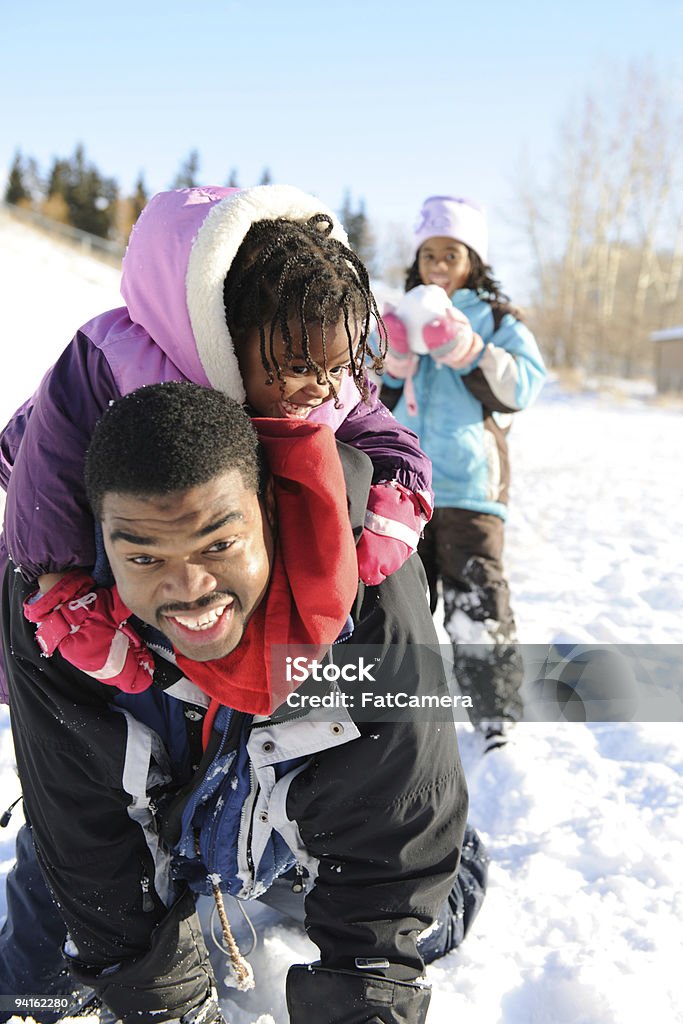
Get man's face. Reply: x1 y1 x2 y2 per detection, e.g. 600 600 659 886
102 469 274 661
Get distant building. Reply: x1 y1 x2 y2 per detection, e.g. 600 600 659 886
651 325 683 393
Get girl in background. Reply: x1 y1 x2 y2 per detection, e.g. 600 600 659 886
380 195 546 750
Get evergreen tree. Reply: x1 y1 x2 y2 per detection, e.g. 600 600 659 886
259 166 273 185
46 157 71 201
4 150 29 205
115 173 150 243
45 145 118 238
172 149 200 188
23 157 42 203
66 145 118 237
132 173 148 221
44 156 74 225
226 168 239 188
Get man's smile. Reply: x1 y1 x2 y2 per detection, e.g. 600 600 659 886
159 599 238 655
164 598 235 632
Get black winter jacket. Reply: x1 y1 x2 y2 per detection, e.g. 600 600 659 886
2 445 468 1024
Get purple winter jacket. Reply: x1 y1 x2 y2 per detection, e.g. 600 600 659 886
0 184 431 701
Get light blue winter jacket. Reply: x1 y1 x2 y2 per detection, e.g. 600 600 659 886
381 289 546 518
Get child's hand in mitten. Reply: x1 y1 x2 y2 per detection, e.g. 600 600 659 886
23 571 155 692
382 311 419 380
423 308 484 370
356 482 432 586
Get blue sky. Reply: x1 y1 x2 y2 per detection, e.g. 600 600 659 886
2 0 682 294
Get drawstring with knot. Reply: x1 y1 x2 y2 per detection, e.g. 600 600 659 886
209 899 257 959
194 833 255 991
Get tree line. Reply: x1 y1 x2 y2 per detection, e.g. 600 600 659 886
7 62 682 380
4 145 376 271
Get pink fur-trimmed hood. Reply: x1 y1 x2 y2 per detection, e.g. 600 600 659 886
120 184 350 403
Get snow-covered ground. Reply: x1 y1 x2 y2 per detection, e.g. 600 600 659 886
1 212 682 1024
0 210 124 426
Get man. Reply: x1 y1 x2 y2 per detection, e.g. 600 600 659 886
2 383 484 1024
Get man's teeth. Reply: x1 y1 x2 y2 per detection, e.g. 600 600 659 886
171 605 228 631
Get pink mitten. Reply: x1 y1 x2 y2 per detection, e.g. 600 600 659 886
422 306 472 357
24 572 155 693
356 482 433 586
437 331 484 370
382 312 419 381
423 307 484 370
381 311 419 414
382 311 410 356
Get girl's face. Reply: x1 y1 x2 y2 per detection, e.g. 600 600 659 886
417 237 471 295
237 318 355 419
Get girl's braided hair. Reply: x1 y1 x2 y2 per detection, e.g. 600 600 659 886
223 214 386 403
405 247 523 323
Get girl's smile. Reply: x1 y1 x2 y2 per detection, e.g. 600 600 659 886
237 319 357 419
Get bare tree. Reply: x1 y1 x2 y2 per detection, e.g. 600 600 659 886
517 61 683 377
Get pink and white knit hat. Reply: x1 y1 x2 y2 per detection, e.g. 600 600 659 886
413 195 488 264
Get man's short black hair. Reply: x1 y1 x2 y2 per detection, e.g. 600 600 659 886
85 382 262 519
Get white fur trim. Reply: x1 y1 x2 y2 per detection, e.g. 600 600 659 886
185 185 350 399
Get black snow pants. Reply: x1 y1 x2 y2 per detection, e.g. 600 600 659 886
418 508 524 724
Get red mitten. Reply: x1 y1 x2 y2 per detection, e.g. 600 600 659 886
23 572 155 693
356 482 433 586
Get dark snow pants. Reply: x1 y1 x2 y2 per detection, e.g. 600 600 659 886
0 823 488 1020
418 508 524 724
259 824 488 964
0 825 72 1024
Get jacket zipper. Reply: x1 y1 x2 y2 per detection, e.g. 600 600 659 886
291 863 305 893
203 712 259 893
140 872 154 912
242 762 259 889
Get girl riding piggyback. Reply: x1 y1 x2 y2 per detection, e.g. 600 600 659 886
380 195 546 749
0 185 432 701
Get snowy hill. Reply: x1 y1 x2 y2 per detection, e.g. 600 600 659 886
0 207 122 425
0 214 682 1024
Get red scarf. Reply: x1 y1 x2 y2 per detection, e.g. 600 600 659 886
174 419 358 737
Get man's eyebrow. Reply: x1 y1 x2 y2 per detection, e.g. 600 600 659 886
108 511 244 546
109 528 157 545
194 512 244 537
